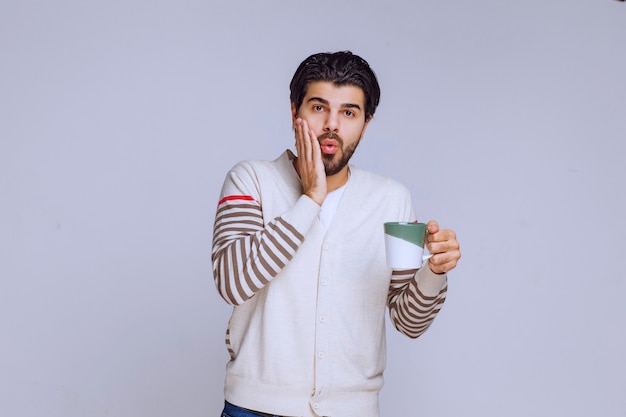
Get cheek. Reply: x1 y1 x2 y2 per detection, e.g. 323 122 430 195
302 116 323 136
350 126 366 141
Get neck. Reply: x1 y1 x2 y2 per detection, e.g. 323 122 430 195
326 166 350 192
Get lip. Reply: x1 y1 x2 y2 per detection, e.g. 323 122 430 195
319 138 338 147
319 138 339 154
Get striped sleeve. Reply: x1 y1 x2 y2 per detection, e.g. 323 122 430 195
387 268 448 339
211 194 305 306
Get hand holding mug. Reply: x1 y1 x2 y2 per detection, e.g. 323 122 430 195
384 220 461 273
424 220 461 274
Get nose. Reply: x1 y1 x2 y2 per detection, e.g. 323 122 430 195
323 112 339 133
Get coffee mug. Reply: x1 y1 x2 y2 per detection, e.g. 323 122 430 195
384 222 432 269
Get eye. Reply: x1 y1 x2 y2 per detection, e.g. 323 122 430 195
313 105 324 112
344 110 354 117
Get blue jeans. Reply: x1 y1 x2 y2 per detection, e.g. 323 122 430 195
220 401 284 417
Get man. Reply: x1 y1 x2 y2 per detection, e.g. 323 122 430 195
212 51 461 417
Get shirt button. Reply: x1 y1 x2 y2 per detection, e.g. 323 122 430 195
313 402 320 410
318 352 325 359
323 244 329 251
320 279 328 286
319 315 326 323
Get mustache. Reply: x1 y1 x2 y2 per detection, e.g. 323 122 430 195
318 132 342 142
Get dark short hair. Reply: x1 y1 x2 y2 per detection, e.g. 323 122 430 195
289 51 381 122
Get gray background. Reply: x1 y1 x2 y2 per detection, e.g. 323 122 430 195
1 0 625 416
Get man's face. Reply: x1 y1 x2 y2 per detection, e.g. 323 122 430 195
292 81 370 176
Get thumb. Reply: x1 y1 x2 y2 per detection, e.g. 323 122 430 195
427 220 439 234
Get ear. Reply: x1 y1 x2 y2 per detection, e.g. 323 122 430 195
290 103 298 128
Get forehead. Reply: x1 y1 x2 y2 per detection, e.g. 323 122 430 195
304 81 365 107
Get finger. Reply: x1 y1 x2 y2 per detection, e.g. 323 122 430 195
309 127 322 161
295 118 306 156
302 120 318 162
428 260 456 275
297 119 311 159
426 220 439 235
427 235 460 255
427 228 456 244
297 119 309 160
428 250 461 274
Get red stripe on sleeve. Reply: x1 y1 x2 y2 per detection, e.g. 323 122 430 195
218 195 257 205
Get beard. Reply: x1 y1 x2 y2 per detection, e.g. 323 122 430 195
319 132 361 176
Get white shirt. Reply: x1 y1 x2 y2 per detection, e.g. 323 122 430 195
319 179 348 230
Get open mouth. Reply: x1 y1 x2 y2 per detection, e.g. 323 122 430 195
320 140 338 154
318 133 341 155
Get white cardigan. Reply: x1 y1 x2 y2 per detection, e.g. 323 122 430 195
212 150 447 417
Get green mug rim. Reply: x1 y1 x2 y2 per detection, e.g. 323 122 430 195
384 222 427 247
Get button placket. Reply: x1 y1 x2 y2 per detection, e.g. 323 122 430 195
314 239 332 413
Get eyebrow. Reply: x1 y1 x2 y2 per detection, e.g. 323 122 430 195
307 97 362 110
